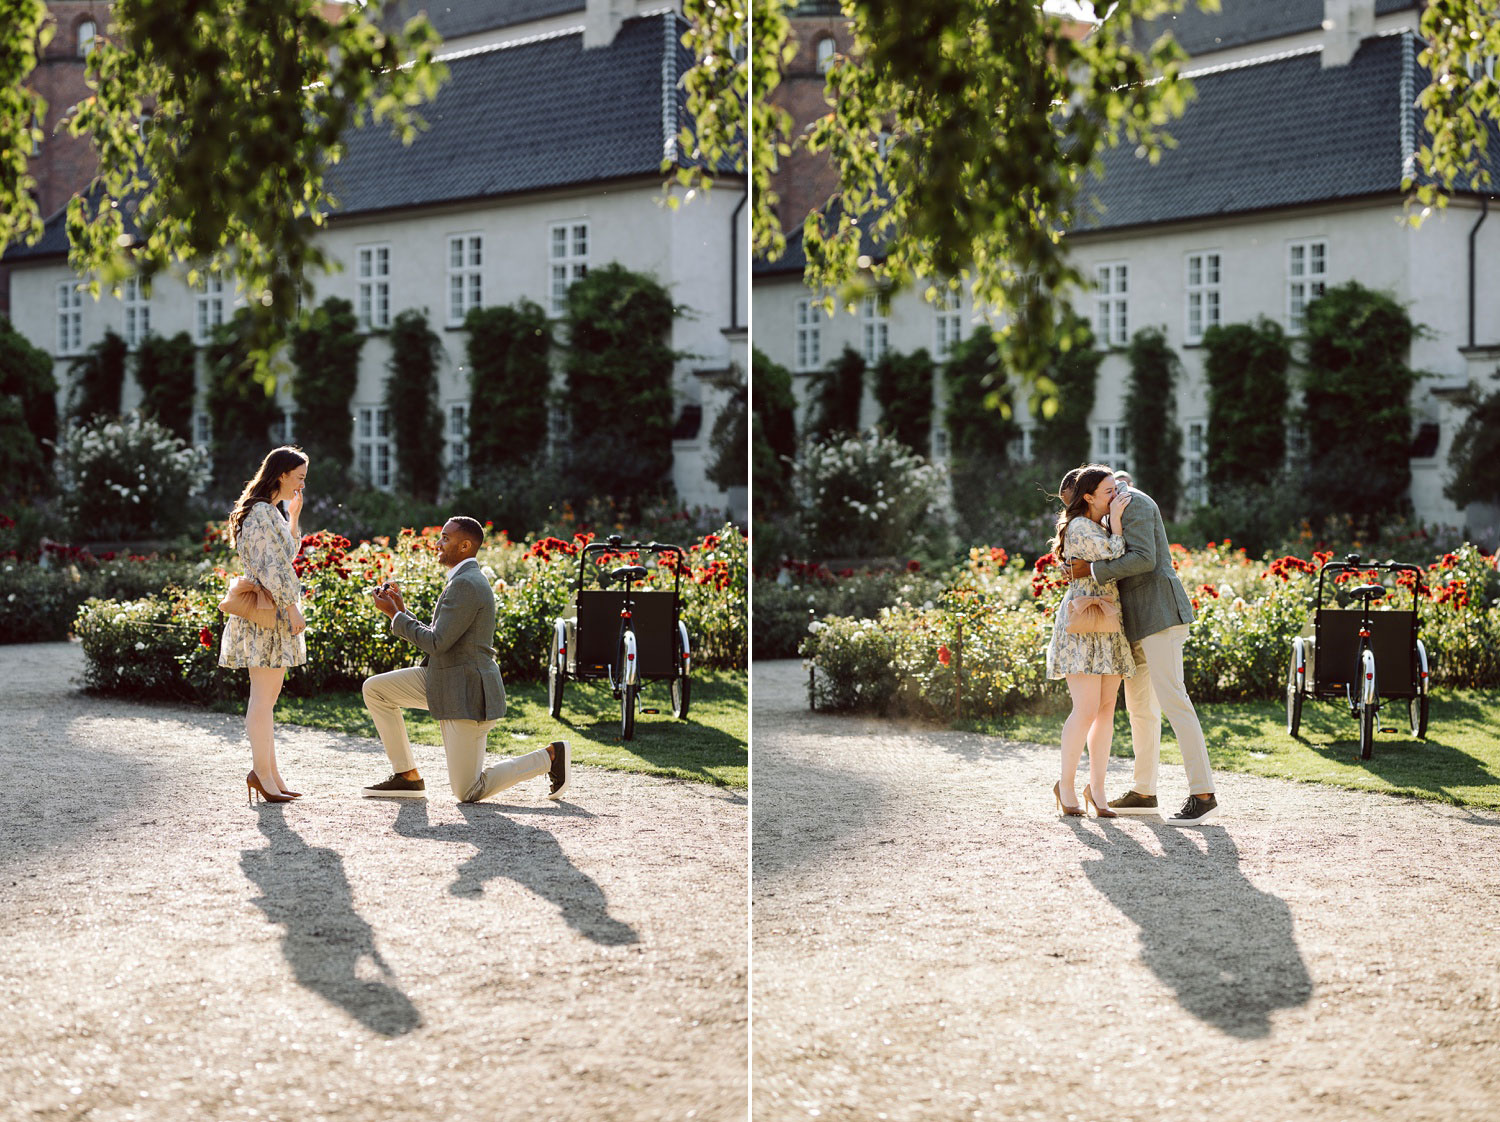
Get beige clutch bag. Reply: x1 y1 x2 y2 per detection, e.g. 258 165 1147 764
219 575 278 631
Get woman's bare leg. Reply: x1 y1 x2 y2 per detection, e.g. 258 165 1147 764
1061 674 1102 806
247 667 286 796
1085 674 1124 801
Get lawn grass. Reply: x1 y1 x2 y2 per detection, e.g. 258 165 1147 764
211 669 747 789
959 688 1500 810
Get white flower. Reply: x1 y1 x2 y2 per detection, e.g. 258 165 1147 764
808 620 825 633
134 641 146 651
6 594 14 603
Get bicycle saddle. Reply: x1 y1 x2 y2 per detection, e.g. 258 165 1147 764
608 565 650 586
1348 583 1386 602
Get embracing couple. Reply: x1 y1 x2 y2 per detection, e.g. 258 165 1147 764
1043 464 1218 825
217 446 571 806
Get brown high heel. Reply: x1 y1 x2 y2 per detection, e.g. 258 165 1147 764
1084 787 1117 818
1053 781 1084 817
247 770 294 805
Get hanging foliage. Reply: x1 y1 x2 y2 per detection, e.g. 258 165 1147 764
1033 326 1101 471
873 348 936 455
384 308 446 502
67 329 129 426
806 345 866 440
203 309 281 487
0 315 58 498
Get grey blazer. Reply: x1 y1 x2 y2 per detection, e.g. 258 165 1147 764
390 562 507 721
1088 489 1194 644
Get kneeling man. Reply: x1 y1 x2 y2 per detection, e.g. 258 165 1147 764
361 516 569 802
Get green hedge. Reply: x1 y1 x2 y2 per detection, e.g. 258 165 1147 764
0 554 203 643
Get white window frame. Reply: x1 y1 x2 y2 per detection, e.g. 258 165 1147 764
1096 424 1112 458
933 289 964 361
355 406 393 490
1287 239 1327 335
446 233 483 326
1184 251 1221 344
56 283 82 355
1113 424 1130 473
76 19 96 57
548 220 589 316
1094 262 1129 347
194 275 225 344
861 295 889 364
794 297 823 372
447 402 469 489
1018 426 1036 462
815 36 836 74
192 411 212 449
357 243 392 330
122 276 151 349
1187 420 1207 505
276 410 296 447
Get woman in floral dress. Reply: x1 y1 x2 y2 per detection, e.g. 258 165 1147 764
221 446 309 804
1044 464 1134 817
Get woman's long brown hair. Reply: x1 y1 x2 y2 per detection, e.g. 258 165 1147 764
228 446 307 544
1048 463 1115 561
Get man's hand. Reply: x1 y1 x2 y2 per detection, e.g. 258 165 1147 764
371 581 406 619
1069 559 1092 580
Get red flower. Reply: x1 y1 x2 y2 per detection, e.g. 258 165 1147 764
199 628 212 649
906 559 921 572
937 644 951 666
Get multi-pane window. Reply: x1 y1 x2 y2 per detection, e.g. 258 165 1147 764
861 295 889 364
122 277 151 348
1018 427 1036 462
1095 424 1130 468
447 403 469 489
1287 239 1327 334
356 406 392 490
446 234 483 325
549 221 589 315
357 244 392 330
192 412 212 449
794 298 823 372
194 276 225 343
1097 425 1112 458
56 283 82 355
276 410 296 447
1187 421 1207 505
1095 263 1129 347
934 289 963 361
1185 252 1221 344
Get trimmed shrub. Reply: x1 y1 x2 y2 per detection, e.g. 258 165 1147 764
134 331 198 443
792 430 950 559
1124 327 1184 518
290 297 364 483
751 347 797 517
385 308 446 502
54 414 211 541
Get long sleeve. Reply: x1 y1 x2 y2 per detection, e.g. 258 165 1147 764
391 579 480 657
239 504 302 611
1065 516 1125 563
1090 499 1156 582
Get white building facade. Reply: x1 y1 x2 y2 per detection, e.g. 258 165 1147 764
753 0 1497 530
5 0 749 516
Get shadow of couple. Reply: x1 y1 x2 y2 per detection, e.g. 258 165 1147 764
240 800 638 1038
1067 820 1314 1039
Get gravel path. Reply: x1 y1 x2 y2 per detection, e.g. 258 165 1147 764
752 659 1500 1122
0 642 747 1122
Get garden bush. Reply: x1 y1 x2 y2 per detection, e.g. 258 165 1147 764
791 430 950 559
74 523 747 702
752 560 950 659
54 414 212 542
800 539 1500 719
0 549 202 643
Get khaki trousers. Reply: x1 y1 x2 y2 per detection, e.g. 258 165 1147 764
1122 624 1215 796
362 666 549 802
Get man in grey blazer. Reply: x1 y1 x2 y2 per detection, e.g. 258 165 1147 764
1069 474 1218 823
360 516 570 802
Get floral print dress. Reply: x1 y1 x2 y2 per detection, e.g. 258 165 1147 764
1045 515 1135 679
219 501 307 669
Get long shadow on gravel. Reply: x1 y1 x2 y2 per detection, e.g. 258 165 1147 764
241 806 422 1037
1069 821 1313 1039
391 800 638 946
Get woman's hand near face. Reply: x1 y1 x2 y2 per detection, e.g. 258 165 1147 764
1108 489 1132 527
286 485 305 522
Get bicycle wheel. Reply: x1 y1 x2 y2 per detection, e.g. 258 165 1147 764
620 682 636 740
1358 649 1377 761
547 631 565 719
670 674 691 720
1408 693 1428 739
1285 639 1305 737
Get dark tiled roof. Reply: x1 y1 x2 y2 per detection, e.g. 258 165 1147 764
386 1 585 40
327 12 699 217
1078 32 1431 232
1137 0 1417 58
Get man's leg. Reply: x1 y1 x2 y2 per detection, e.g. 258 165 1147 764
361 667 430 773
440 718 551 803
1122 639 1162 796
1136 624 1215 796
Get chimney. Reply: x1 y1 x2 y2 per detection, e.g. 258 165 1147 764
1322 0 1376 68
585 0 628 49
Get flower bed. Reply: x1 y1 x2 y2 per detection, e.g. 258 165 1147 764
801 541 1500 717
75 523 747 701
0 544 202 644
